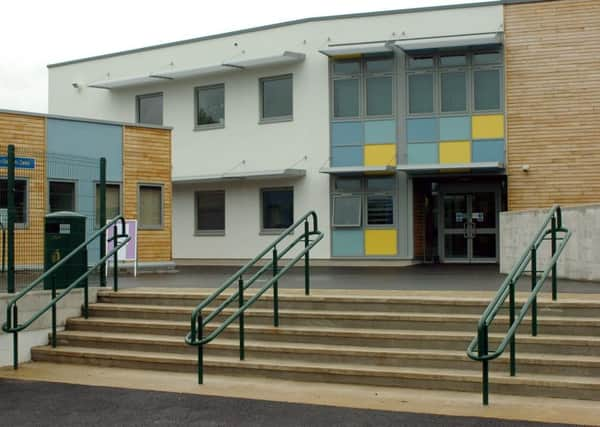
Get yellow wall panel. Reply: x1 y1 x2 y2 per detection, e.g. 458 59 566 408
365 229 397 256
439 141 471 164
472 115 505 139
364 144 396 166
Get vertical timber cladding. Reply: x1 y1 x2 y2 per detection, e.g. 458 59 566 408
123 126 172 262
0 112 46 267
504 0 600 210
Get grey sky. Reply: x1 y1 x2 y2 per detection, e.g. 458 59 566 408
0 0 494 113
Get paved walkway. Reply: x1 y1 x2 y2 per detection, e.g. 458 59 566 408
0 378 575 427
120 264 600 294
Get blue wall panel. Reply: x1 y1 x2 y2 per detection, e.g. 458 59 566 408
332 229 364 257
472 139 505 163
47 119 123 264
406 118 438 143
440 116 471 141
407 143 438 164
331 146 363 167
364 120 396 144
331 122 363 147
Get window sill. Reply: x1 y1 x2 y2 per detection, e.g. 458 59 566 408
258 116 293 125
259 229 294 236
194 231 225 236
194 123 224 132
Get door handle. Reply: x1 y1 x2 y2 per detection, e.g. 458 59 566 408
463 222 469 238
470 221 477 239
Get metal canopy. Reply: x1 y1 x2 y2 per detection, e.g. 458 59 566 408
319 42 391 57
173 168 306 184
396 162 504 174
151 64 237 80
223 51 305 69
393 32 503 53
319 165 396 174
87 74 172 89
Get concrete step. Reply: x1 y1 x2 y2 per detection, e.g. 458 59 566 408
96 290 600 317
86 303 600 336
65 317 600 357
52 330 600 377
31 345 600 401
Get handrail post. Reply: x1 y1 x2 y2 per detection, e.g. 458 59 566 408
509 279 516 376
238 275 245 361
113 224 118 292
84 279 89 319
479 325 489 405
273 247 279 327
99 157 107 287
531 246 538 337
51 275 57 348
304 220 310 296
7 144 15 294
197 315 204 385
12 305 18 369
551 216 558 301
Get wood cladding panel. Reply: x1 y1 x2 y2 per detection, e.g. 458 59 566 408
123 126 172 262
0 113 46 266
504 0 600 210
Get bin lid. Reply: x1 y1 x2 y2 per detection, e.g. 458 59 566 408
45 211 86 219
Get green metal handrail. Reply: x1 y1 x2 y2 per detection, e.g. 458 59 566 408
2 215 130 369
466 205 572 405
185 211 324 384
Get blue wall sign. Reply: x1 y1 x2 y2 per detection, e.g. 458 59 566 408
0 156 36 169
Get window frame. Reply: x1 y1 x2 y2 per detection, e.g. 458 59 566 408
0 177 29 228
194 83 225 131
194 189 226 236
136 92 164 126
472 63 504 113
95 182 122 228
259 74 294 124
137 183 164 230
332 194 362 228
365 176 396 228
259 186 294 234
48 179 77 213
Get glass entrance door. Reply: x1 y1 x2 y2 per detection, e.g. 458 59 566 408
441 191 498 263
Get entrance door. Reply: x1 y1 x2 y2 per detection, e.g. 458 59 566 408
440 187 499 263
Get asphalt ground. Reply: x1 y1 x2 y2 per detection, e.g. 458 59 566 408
0 379 580 427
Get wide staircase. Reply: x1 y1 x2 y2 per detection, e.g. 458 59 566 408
32 288 600 400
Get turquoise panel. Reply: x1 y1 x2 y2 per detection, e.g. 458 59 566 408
332 229 364 257
331 121 363 147
440 116 471 141
364 120 396 144
332 146 363 167
406 118 438 143
47 119 123 264
408 143 438 164
472 139 505 163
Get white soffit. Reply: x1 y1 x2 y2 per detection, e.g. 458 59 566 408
173 168 306 184
151 64 237 80
394 32 503 52
319 165 396 174
222 51 305 69
87 75 171 89
396 162 504 174
319 42 391 57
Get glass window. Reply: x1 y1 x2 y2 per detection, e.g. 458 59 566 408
366 77 393 116
440 55 467 67
139 185 162 228
334 177 361 193
408 57 434 69
195 84 224 127
366 176 394 192
441 71 467 112
474 52 502 65
365 55 393 73
333 59 360 75
0 179 27 224
260 75 293 120
49 181 75 213
366 177 394 226
474 69 501 111
333 79 360 118
136 93 163 125
408 73 434 114
195 190 225 233
261 188 293 231
95 183 121 227
333 195 362 227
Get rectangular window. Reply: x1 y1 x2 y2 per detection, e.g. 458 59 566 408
195 84 224 129
260 74 293 122
441 71 467 112
334 177 361 193
366 177 394 226
440 55 467 67
365 55 394 74
136 92 163 126
333 79 360 118
49 181 75 213
0 178 27 225
95 183 121 227
474 69 501 111
474 51 502 65
366 76 393 116
333 195 362 227
333 59 360 75
261 188 293 231
408 57 434 69
195 190 225 234
138 184 163 229
408 73 434 114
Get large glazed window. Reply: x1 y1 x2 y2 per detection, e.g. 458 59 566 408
261 187 293 232
195 84 225 129
474 69 501 111
260 75 293 122
0 178 27 225
366 76 393 116
333 79 360 118
441 71 467 113
136 92 163 126
332 177 362 227
95 183 121 227
138 184 163 229
195 190 225 234
49 181 75 213
408 73 434 114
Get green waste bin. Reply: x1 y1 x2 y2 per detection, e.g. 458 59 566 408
44 211 88 290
